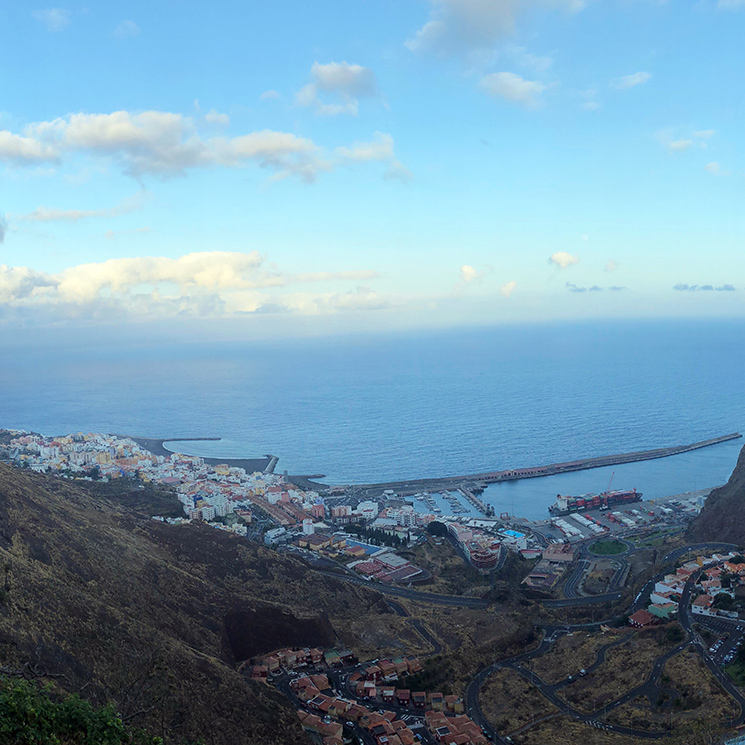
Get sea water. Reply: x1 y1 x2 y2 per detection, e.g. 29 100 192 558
1 319 743 520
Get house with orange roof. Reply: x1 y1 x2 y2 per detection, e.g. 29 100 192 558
692 594 716 616
396 689 411 706
445 695 464 713
328 698 350 718
310 674 331 691
406 657 423 674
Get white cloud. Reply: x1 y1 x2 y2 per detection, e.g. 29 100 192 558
335 132 411 182
406 0 584 56
694 129 715 139
0 131 59 164
337 132 395 162
32 8 70 32
705 162 720 174
604 259 618 272
0 214 6 243
311 61 378 97
460 264 481 283
505 46 554 72
613 72 651 89
205 109 230 126
3 109 407 183
718 0 745 10
15 193 144 222
113 20 140 38
549 251 579 269
480 72 545 106
500 280 517 297
260 90 281 100
296 62 378 117
669 138 692 152
0 251 386 322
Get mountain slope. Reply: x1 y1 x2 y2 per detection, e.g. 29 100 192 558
687 444 745 545
0 463 393 744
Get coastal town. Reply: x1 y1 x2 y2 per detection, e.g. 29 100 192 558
3 429 745 745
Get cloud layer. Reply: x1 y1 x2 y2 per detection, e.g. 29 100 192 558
613 72 651 89
480 72 545 106
296 62 378 116
1 109 407 183
549 251 579 269
406 0 584 57
673 283 736 292
0 251 389 322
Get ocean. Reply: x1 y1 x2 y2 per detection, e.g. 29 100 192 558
2 319 744 520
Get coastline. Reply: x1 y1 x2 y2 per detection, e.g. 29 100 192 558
124 435 277 474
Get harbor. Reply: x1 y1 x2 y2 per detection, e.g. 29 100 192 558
338 433 741 515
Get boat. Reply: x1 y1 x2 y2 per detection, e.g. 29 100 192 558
549 488 642 516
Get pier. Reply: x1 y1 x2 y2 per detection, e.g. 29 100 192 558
340 433 742 511
457 487 491 515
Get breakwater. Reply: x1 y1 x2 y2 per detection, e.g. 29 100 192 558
342 433 742 503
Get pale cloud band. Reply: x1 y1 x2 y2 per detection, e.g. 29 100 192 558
0 252 387 322
13 193 145 223
0 109 408 183
613 72 651 90
480 72 545 107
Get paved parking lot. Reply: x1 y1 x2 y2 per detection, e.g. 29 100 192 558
698 617 745 666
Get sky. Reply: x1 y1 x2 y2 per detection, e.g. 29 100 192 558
1 0 744 338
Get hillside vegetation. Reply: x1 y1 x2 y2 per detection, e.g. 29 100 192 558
0 463 397 744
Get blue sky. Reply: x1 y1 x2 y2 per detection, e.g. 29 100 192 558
1 0 744 336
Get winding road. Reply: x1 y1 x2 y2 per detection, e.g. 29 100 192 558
465 541 745 743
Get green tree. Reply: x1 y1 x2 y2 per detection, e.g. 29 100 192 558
426 521 448 537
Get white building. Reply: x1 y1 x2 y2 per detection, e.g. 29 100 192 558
355 501 379 520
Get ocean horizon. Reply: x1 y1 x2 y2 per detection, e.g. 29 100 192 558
2 318 744 520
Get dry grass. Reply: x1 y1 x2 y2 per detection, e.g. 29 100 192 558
605 649 739 734
513 714 641 745
403 601 541 695
531 630 626 685
662 648 739 725
558 629 673 713
400 536 491 596
605 696 667 733
583 559 617 595
478 668 558 734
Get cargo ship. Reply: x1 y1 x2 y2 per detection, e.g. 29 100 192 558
549 488 642 516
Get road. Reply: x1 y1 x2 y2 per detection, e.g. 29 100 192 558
385 599 444 656
465 541 745 741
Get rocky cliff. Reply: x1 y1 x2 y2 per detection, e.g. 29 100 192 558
687 444 745 546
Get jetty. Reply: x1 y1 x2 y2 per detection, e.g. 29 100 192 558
340 433 742 510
